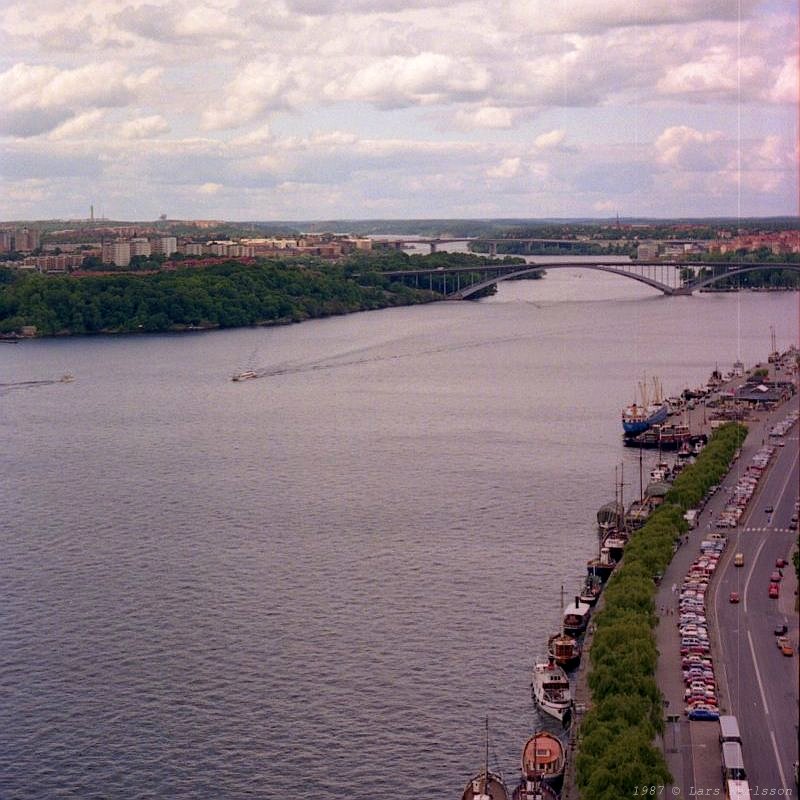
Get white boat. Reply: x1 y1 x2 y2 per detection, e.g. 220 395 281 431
531 657 572 722
232 370 258 382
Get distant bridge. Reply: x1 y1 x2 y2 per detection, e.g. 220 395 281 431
387 237 596 254
356 261 800 298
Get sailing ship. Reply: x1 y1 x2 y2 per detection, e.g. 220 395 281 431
461 719 511 800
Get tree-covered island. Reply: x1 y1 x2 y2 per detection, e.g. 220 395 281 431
0 251 524 337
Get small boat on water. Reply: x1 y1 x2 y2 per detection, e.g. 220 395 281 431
602 529 628 563
547 631 581 671
531 657 572 722
586 546 616 583
461 719 511 800
512 730 565 799
60 374 75 382
562 597 591 637
232 370 258 382
579 572 603 606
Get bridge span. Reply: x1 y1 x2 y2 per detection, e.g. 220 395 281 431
359 260 799 298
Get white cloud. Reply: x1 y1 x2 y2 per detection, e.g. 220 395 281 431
534 129 566 149
119 115 171 139
654 126 726 170
47 109 106 140
198 182 223 194
486 157 521 179
770 54 799 104
453 106 515 129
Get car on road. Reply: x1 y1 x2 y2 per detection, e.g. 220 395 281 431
770 570 782 582
774 624 788 636
781 642 794 657
688 707 720 721
729 591 740 603
734 553 744 567
764 505 774 513
776 558 787 568
768 582 780 598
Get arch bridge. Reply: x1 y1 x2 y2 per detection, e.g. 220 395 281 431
365 261 799 298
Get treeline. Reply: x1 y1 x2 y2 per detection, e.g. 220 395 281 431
576 423 747 799
683 253 800 289
0 258 438 336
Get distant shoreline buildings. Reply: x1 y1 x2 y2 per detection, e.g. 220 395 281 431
0 221 797 274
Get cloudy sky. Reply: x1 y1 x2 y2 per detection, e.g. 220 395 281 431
1 0 797 221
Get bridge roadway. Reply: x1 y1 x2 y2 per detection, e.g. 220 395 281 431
359 260 800 297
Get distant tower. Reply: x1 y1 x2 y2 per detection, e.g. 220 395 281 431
90 205 94 222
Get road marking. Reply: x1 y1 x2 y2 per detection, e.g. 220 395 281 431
746 630 770 714
742 535 768 616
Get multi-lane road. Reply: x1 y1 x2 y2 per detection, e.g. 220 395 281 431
710 400 799 792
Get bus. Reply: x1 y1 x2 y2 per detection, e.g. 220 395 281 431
718 715 742 744
725 779 751 800
722 741 746 781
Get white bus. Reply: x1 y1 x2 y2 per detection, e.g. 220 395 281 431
718 715 742 744
725 779 751 800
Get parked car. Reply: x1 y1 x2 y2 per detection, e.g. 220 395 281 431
688 707 720 721
769 583 780 598
774 624 788 636
776 558 787 568
729 591 740 603
781 642 794 657
770 570 783 582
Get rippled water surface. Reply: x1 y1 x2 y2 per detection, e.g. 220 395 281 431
1 268 797 798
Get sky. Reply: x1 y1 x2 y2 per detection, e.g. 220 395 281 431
0 0 798 221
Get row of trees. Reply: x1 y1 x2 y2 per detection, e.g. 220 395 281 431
576 423 747 799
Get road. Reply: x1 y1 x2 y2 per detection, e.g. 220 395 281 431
709 398 799 793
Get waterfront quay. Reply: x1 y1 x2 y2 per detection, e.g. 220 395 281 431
561 350 799 800
654 356 798 797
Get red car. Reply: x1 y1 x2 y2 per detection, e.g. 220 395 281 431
768 583 780 598
729 591 740 603
776 558 787 568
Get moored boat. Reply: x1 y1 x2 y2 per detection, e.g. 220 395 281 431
547 631 581 671
602 529 628 563
562 597 591 637
585 546 616 583
579 573 603 606
622 376 669 437
512 730 565 799
462 772 512 800
531 657 572 722
462 719 511 800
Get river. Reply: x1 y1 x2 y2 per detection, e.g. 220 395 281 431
0 263 797 798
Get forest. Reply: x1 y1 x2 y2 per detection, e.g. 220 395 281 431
0 251 512 337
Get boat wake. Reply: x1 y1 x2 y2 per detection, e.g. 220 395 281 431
0 375 74 395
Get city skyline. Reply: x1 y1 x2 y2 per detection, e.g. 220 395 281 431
1 0 798 221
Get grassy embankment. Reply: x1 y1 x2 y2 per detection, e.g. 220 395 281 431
575 423 748 799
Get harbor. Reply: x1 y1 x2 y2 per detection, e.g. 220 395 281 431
462 346 800 799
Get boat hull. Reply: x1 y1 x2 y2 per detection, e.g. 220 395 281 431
622 402 669 436
462 771 511 800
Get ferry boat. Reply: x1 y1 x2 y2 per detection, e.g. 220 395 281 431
232 370 258 382
531 657 572 722
547 631 581 671
562 597 592 637
512 731 565 800
622 376 669 436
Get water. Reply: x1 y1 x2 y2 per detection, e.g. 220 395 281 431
1 267 797 798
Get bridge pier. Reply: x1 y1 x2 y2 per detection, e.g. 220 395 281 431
429 242 438 254
488 242 497 257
